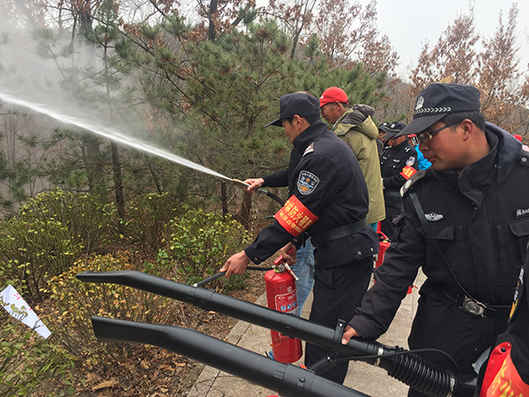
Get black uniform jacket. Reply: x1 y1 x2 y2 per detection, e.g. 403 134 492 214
245 120 377 269
380 140 418 209
495 247 529 383
349 123 529 338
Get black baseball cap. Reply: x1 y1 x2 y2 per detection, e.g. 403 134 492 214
395 83 481 137
264 92 321 128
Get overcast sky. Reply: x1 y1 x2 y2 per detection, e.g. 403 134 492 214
370 0 529 80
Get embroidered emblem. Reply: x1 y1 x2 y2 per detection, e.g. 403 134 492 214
425 212 444 222
406 156 416 166
515 208 529 218
400 166 417 180
297 170 319 195
415 96 424 111
274 195 319 236
303 143 314 156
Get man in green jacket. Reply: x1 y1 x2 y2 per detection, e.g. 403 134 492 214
320 87 385 231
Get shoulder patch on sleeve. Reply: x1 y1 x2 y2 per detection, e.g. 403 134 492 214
303 143 314 156
400 169 427 197
297 170 320 195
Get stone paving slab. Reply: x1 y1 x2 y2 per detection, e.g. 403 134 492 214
188 273 424 397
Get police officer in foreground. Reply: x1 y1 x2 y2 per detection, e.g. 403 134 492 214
341 83 529 397
221 92 377 384
378 121 418 239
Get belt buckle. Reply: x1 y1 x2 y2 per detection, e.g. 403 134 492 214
461 296 486 318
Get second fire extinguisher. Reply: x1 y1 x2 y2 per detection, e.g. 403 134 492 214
264 256 302 364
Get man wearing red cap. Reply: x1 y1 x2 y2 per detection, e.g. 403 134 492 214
320 87 385 231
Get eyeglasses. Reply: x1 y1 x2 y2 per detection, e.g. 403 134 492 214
417 122 459 144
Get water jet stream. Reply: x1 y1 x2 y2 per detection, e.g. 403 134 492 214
0 91 238 184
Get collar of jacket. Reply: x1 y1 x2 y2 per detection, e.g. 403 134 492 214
485 122 520 184
390 139 412 152
333 109 378 140
292 120 328 154
454 129 499 207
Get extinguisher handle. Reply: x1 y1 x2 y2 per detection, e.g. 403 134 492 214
192 271 226 288
273 255 285 266
284 263 299 281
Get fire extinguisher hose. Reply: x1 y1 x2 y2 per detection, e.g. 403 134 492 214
192 266 273 287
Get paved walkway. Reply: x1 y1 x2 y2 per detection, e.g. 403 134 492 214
188 274 424 397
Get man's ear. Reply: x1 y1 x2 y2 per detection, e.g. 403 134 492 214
461 119 473 141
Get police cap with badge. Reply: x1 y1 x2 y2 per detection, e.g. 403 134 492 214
394 83 481 138
264 92 321 128
378 121 407 143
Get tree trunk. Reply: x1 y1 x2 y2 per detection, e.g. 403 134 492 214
220 181 227 217
208 0 218 41
111 142 125 222
146 156 163 194
237 190 252 229
81 134 105 194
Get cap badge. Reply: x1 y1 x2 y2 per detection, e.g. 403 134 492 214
415 96 424 111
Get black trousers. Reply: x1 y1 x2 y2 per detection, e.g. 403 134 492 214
304 258 373 384
407 293 508 397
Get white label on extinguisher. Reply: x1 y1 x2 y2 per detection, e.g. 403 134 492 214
275 291 297 313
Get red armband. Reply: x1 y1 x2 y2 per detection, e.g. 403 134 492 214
274 195 318 237
481 342 529 396
400 166 417 180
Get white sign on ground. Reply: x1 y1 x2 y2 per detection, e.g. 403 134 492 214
1 285 51 339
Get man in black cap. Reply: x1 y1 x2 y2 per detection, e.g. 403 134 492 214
221 92 377 384
341 83 529 396
378 121 418 239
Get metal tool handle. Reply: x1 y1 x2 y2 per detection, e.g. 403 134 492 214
192 272 225 287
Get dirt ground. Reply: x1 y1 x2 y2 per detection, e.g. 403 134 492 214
68 270 266 397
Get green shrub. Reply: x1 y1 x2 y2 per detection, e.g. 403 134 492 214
17 189 115 253
44 252 186 372
0 216 83 302
0 311 74 396
165 208 251 289
122 192 181 254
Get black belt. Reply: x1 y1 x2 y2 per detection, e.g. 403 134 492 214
428 288 510 319
312 219 367 245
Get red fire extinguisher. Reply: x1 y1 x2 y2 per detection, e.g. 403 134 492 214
264 255 302 363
